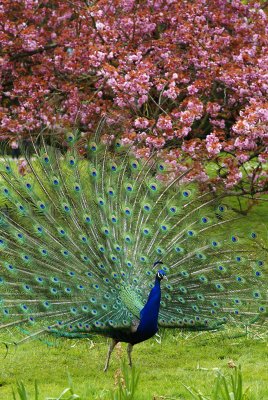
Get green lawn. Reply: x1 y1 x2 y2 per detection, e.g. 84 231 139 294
0 329 268 399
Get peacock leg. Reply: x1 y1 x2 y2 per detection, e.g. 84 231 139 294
127 343 133 367
103 339 117 372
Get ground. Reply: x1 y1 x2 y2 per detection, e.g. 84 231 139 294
0 329 267 399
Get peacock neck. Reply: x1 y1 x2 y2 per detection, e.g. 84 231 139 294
137 278 161 338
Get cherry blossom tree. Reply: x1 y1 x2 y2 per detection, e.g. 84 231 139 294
0 0 267 198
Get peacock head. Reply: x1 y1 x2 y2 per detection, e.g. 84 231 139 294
156 269 167 281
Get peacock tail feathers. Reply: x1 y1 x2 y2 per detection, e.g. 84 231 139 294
0 134 267 344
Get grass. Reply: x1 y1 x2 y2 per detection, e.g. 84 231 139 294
0 329 268 399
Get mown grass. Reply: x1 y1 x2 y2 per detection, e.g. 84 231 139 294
0 329 268 399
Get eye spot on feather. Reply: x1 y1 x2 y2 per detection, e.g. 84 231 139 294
216 283 223 290
231 235 238 243
182 190 190 197
161 225 168 232
67 134 74 142
156 247 163 254
26 183 32 189
53 179 59 185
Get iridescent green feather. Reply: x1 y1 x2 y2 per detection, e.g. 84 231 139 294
0 135 267 344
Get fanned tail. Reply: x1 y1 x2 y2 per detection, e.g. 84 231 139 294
0 134 267 345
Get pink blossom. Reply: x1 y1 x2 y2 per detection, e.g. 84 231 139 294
205 133 222 156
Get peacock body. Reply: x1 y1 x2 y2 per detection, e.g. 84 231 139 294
0 134 267 370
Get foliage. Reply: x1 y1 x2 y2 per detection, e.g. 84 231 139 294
0 0 267 195
109 360 140 400
12 380 39 400
184 365 251 400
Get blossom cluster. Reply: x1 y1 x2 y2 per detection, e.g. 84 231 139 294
0 0 267 193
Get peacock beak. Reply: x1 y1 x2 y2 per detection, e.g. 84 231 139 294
163 275 168 280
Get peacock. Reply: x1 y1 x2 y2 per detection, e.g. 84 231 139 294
0 133 267 371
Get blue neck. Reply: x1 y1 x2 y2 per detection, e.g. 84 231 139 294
137 278 161 337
